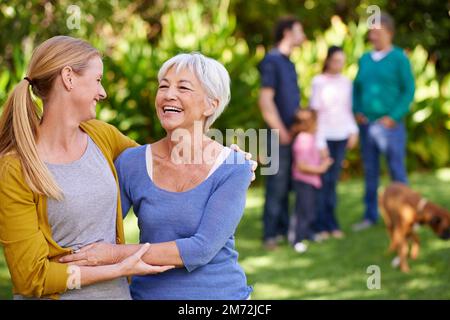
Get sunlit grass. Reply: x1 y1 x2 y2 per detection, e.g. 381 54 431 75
124 212 140 244
0 171 449 299
234 171 450 299
436 167 450 182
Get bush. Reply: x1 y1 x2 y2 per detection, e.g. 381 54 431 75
0 2 448 174
289 16 449 174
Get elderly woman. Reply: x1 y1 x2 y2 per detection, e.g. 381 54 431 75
0 36 175 300
61 53 254 300
0 35 255 300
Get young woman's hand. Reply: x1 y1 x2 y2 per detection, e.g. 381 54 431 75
60 242 119 266
346 134 359 150
230 144 258 181
117 243 175 277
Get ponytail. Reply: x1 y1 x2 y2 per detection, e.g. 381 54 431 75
0 35 99 200
0 79 63 200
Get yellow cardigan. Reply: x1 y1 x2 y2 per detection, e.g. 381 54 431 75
0 119 138 299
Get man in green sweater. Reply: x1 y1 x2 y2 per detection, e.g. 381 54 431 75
352 12 415 231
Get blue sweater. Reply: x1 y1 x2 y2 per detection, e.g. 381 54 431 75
115 145 253 300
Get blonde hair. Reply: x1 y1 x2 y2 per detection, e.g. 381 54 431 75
0 36 100 200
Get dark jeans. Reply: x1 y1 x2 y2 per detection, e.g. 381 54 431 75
263 138 292 241
359 122 408 223
315 139 348 233
293 180 318 243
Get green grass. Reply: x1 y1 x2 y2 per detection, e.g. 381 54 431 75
1 171 449 299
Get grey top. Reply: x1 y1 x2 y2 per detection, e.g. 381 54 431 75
15 136 131 300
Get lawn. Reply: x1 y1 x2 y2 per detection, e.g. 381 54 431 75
1 171 449 299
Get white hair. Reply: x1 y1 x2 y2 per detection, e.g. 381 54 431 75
157 52 231 131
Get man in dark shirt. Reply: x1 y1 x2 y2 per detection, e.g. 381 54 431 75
258 16 305 250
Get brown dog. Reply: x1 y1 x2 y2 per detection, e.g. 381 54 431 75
379 182 450 272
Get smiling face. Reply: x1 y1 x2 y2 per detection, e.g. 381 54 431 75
155 66 215 133
70 56 107 121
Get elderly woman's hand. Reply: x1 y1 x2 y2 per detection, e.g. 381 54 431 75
117 244 175 277
59 242 118 266
230 144 258 181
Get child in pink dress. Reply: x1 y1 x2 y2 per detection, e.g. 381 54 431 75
290 109 333 253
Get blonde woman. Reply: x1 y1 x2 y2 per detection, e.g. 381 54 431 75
0 36 255 300
0 36 176 300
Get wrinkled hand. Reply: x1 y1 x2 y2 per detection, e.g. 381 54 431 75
118 243 175 276
230 144 258 181
60 242 118 266
379 116 396 129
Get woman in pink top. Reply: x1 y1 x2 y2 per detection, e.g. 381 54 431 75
291 109 333 253
310 46 359 240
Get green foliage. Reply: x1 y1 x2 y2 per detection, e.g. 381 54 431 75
97 0 261 143
230 0 450 75
408 46 450 169
289 16 450 172
0 0 448 171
